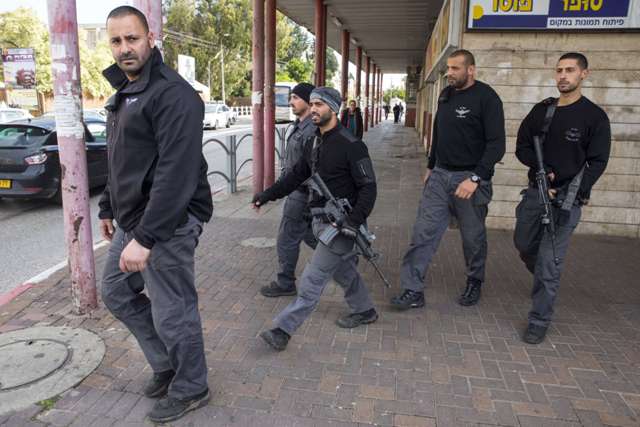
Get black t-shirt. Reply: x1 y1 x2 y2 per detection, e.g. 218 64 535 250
264 123 377 227
516 96 611 199
427 80 506 180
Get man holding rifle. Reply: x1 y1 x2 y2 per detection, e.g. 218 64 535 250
515 52 610 344
252 87 379 351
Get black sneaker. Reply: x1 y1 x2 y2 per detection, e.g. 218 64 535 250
336 309 379 328
458 280 482 306
260 328 290 351
390 290 425 310
260 281 297 297
143 369 175 398
523 323 548 344
147 388 210 423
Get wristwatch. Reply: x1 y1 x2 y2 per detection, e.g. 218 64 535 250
470 174 481 184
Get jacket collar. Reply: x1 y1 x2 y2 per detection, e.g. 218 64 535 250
102 47 163 94
315 122 342 141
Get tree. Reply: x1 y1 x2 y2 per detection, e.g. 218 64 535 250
384 85 406 104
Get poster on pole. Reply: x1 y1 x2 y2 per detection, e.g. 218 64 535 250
178 54 196 85
2 48 38 109
468 0 640 30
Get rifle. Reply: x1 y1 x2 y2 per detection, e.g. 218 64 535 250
532 136 560 265
306 172 391 288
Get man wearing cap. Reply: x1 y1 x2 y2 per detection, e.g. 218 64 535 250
260 82 318 298
252 87 379 351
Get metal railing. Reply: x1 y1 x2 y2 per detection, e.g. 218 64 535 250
204 122 294 194
231 106 253 116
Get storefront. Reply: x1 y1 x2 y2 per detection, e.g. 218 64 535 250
414 0 640 237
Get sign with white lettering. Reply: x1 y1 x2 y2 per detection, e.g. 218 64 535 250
467 0 640 30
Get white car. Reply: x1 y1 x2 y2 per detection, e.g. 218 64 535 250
0 107 33 123
203 103 232 130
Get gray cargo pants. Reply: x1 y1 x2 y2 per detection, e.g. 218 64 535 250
101 214 208 399
515 188 582 327
400 167 493 292
276 190 317 289
274 220 375 335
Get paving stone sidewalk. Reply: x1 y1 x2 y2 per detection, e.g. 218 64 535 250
1 121 639 427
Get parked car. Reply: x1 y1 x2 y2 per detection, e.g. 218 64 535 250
0 107 33 123
203 102 232 130
42 108 107 122
0 116 108 203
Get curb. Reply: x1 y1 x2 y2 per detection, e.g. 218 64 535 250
0 240 110 308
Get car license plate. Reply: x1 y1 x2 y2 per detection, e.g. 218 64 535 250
0 179 11 189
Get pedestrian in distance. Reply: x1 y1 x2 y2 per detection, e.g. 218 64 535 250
514 52 611 344
260 82 318 298
390 49 505 311
252 87 379 352
384 104 390 120
393 103 400 123
99 6 212 423
340 99 364 139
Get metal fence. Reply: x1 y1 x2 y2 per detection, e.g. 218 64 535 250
230 106 253 116
204 123 294 193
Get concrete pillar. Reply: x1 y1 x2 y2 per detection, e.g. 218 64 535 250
314 0 324 86
251 0 264 192
340 29 349 105
47 0 97 314
355 46 362 105
364 55 370 132
263 0 276 187
370 63 376 128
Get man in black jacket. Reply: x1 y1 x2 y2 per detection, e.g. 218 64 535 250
252 87 378 351
515 52 610 344
390 49 505 310
99 6 212 423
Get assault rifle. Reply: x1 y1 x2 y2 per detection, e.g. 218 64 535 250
307 172 391 288
533 136 560 265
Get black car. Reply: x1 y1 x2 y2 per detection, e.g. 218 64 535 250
0 116 108 203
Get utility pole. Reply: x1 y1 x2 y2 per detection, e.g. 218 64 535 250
46 0 97 314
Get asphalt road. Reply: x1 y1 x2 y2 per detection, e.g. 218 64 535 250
0 118 262 295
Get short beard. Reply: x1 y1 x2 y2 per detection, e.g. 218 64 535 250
314 110 333 127
557 82 579 94
449 75 468 89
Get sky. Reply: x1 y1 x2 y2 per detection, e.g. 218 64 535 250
2 0 406 90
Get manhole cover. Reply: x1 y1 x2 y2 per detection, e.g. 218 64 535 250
0 326 105 415
0 340 69 389
241 237 277 248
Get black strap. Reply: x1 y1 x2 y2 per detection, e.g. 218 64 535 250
540 98 557 138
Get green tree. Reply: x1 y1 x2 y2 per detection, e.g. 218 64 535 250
383 85 405 104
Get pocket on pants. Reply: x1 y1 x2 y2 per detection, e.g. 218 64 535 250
514 189 543 255
149 216 201 269
473 181 493 206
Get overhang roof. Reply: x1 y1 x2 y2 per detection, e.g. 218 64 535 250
276 0 444 73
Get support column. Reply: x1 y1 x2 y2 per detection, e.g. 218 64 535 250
370 63 376 128
133 0 163 53
377 69 382 123
380 72 384 121
355 46 362 106
47 0 96 314
364 56 370 132
340 29 349 105
314 0 324 86
321 4 327 85
252 0 264 192
264 0 276 187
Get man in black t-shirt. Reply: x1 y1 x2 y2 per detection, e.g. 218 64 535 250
515 52 610 344
390 49 505 310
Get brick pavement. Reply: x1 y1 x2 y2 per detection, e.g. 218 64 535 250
1 121 639 426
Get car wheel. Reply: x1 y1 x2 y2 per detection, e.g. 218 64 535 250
51 184 63 205
213 120 218 130
226 119 230 128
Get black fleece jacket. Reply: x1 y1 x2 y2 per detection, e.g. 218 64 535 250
99 48 213 248
262 123 376 227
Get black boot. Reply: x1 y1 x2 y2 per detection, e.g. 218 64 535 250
143 369 175 398
260 328 290 351
260 281 296 297
336 308 378 328
523 323 548 344
458 280 482 306
147 388 210 423
390 289 425 310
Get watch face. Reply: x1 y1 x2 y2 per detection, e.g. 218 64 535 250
471 175 480 183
